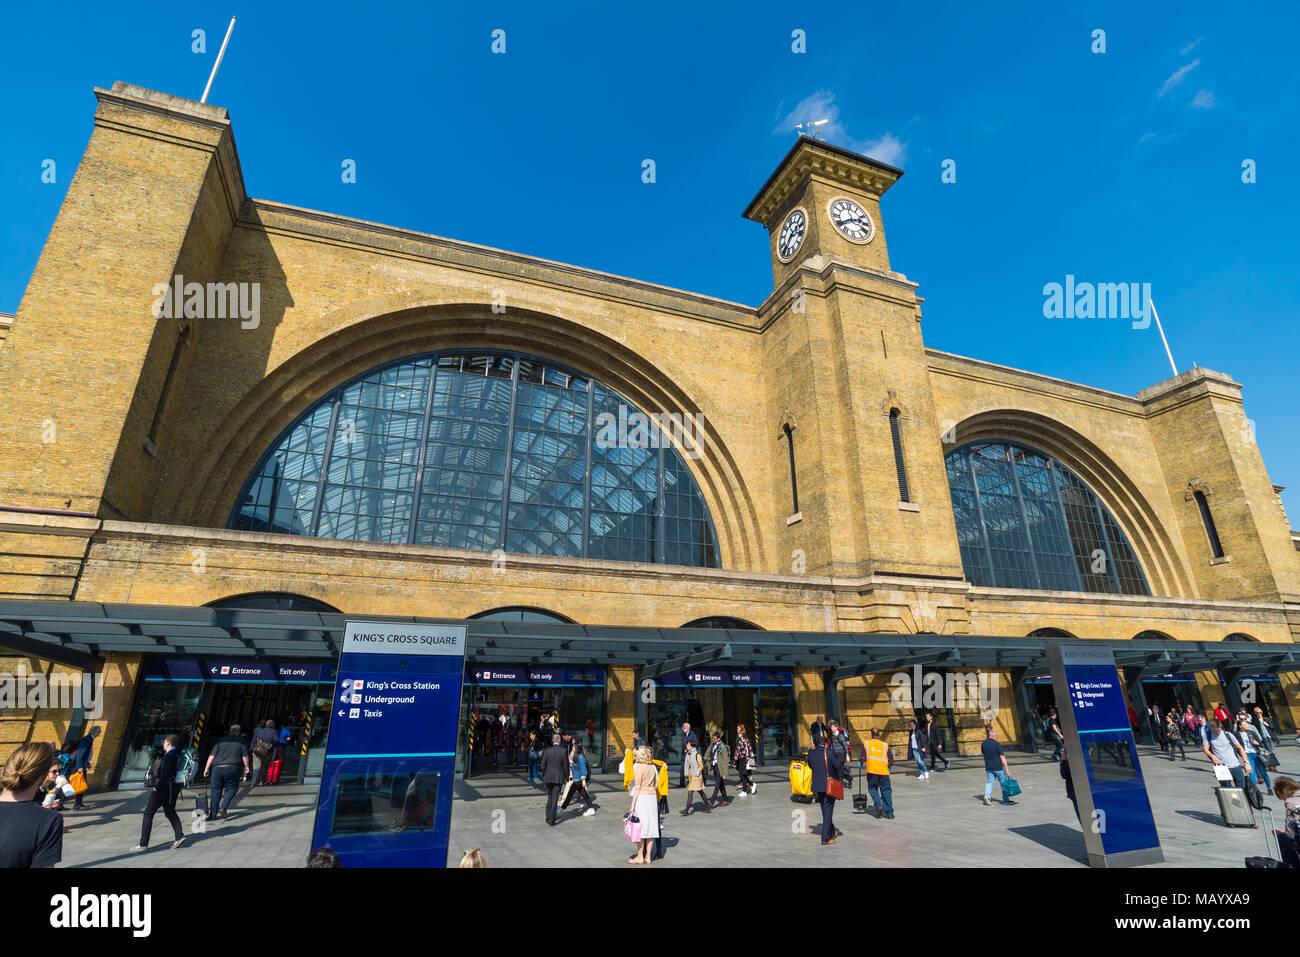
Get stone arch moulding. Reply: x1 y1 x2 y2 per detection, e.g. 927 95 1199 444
945 408 1192 599
170 298 766 571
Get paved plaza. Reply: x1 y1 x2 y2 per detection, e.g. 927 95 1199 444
56 743 1292 868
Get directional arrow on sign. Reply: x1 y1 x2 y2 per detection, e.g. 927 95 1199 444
337 710 344 717
210 667 219 675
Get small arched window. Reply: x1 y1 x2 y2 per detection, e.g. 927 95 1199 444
889 409 910 503
1194 490 1225 559
470 607 574 623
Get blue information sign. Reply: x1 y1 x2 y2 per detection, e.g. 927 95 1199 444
311 621 466 868
659 669 793 687
1048 642 1163 867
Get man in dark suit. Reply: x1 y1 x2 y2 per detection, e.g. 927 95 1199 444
539 734 569 826
806 742 844 845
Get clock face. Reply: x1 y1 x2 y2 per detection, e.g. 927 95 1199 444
827 197 874 244
777 208 807 262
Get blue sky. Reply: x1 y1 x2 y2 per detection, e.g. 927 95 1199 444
2 1 1298 519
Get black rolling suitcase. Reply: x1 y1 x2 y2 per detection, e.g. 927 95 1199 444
852 761 870 813
1245 807 1283 868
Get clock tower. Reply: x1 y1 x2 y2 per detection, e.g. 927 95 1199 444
746 135 967 590
743 135 902 289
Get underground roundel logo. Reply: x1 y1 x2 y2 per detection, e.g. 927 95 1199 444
827 196 874 244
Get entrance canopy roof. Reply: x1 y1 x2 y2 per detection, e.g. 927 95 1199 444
0 599 1296 680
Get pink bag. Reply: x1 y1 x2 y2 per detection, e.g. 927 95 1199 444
623 814 642 842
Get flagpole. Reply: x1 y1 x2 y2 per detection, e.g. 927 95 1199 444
1149 298 1178 378
201 16 237 104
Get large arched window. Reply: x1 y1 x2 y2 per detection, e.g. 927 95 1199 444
229 351 719 567
470 607 574 623
945 441 1149 595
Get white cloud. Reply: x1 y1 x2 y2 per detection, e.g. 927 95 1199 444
775 90 908 166
1179 38 1203 56
1190 89 1216 109
1158 58 1200 98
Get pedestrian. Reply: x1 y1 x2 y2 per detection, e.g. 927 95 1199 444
250 719 278 786
828 719 851 778
203 723 251 821
805 737 843 844
1182 705 1198 738
1126 704 1138 735
1273 777 1300 867
525 730 541 790
458 848 487 868
560 742 597 817
981 726 1015 806
0 743 62 868
275 722 291 766
908 719 929 779
925 711 951 771
40 745 76 811
132 733 186 851
1060 754 1079 825
621 739 668 860
626 746 660 864
679 740 710 814
1148 706 1166 751
306 847 343 867
1236 717 1273 796
810 715 828 748
1048 707 1065 762
1253 708 1280 770
1201 718 1250 790
540 733 568 826
1213 702 1231 728
863 727 893 820
67 725 101 810
1164 712 1187 761
733 724 756 796
706 731 731 808
678 722 698 788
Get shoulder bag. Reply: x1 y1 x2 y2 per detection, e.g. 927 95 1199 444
824 746 844 801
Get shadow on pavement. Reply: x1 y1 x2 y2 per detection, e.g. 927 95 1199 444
1008 823 1088 864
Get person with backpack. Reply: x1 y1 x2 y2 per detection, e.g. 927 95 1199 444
250 719 278 787
132 734 186 851
559 742 596 817
1164 712 1187 761
67 726 101 810
706 731 731 808
40 746 76 811
1237 717 1273 796
1201 718 1250 790
733 724 756 797
680 740 710 815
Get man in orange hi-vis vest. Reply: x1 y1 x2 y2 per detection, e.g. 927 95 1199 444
864 728 894 819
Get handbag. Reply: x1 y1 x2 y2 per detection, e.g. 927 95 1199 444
823 746 844 801
623 814 642 842
67 770 88 795
1001 776 1022 797
251 737 272 759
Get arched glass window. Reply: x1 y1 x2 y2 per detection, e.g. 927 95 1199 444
681 617 762 630
207 592 340 613
944 441 1149 595
230 351 719 568
470 607 573 623
1223 633 1257 642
